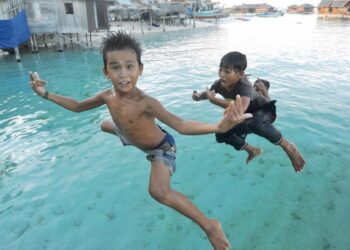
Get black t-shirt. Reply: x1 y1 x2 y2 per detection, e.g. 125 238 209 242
210 79 269 113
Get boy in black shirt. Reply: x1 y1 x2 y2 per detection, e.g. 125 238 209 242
192 51 305 172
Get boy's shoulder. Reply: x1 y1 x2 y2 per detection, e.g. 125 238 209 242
98 88 114 98
234 79 253 92
239 78 253 87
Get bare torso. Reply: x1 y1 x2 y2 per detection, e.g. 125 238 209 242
102 88 165 150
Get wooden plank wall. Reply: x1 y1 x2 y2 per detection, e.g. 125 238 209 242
24 0 57 34
55 0 88 33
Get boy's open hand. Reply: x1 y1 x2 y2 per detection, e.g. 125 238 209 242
192 90 201 101
217 95 253 133
29 71 47 97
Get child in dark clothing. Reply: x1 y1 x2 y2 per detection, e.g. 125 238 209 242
192 51 305 172
254 78 270 101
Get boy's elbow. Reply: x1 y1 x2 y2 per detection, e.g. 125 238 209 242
179 130 191 135
176 127 187 135
175 124 190 135
73 103 85 113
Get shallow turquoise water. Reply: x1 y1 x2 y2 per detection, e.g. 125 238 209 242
1 15 350 250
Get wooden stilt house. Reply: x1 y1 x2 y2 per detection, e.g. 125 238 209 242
1 0 114 55
318 0 350 18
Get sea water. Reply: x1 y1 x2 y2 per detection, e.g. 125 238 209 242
1 14 350 250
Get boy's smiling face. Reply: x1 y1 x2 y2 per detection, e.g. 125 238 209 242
103 49 143 95
218 67 242 90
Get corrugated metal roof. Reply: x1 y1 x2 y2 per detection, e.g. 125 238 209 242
330 1 349 8
319 0 350 8
301 4 314 8
318 0 332 7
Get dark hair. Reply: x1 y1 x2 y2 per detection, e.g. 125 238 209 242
254 78 270 90
100 31 143 68
220 51 247 72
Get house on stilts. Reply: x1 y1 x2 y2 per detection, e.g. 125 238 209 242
318 0 350 18
0 0 113 62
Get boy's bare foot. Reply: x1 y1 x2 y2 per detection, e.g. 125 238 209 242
244 145 263 164
205 220 230 250
283 143 305 172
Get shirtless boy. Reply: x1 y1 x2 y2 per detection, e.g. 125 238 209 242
30 32 252 249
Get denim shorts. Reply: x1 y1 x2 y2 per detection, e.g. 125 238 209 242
145 147 176 175
111 120 176 175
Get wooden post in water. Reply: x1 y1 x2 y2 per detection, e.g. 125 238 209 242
57 33 63 52
43 34 47 48
93 0 99 30
70 33 73 46
33 34 39 52
14 47 21 62
119 13 122 27
137 11 144 35
192 4 196 28
149 10 152 31
30 35 35 53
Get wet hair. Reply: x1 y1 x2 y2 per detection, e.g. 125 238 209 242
100 31 143 68
254 78 270 90
220 51 247 72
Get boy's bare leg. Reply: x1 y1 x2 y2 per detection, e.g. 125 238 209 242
149 161 230 250
278 138 305 172
101 120 116 135
242 144 262 164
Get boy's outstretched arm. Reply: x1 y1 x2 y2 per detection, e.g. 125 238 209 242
206 89 251 113
29 71 105 112
206 88 229 109
147 95 252 135
193 88 234 109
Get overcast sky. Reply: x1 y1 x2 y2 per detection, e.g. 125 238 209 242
220 0 321 9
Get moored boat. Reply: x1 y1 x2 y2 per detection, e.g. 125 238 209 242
255 11 284 17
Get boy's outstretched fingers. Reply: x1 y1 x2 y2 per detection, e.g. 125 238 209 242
235 95 253 121
29 71 46 87
29 71 35 81
226 96 252 123
235 94 242 114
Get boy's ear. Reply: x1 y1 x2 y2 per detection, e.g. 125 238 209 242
103 68 109 79
236 71 244 78
139 64 144 75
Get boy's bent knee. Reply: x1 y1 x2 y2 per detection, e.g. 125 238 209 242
148 185 171 203
100 120 115 134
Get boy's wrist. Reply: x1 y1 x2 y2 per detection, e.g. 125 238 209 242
41 90 49 99
208 96 216 103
